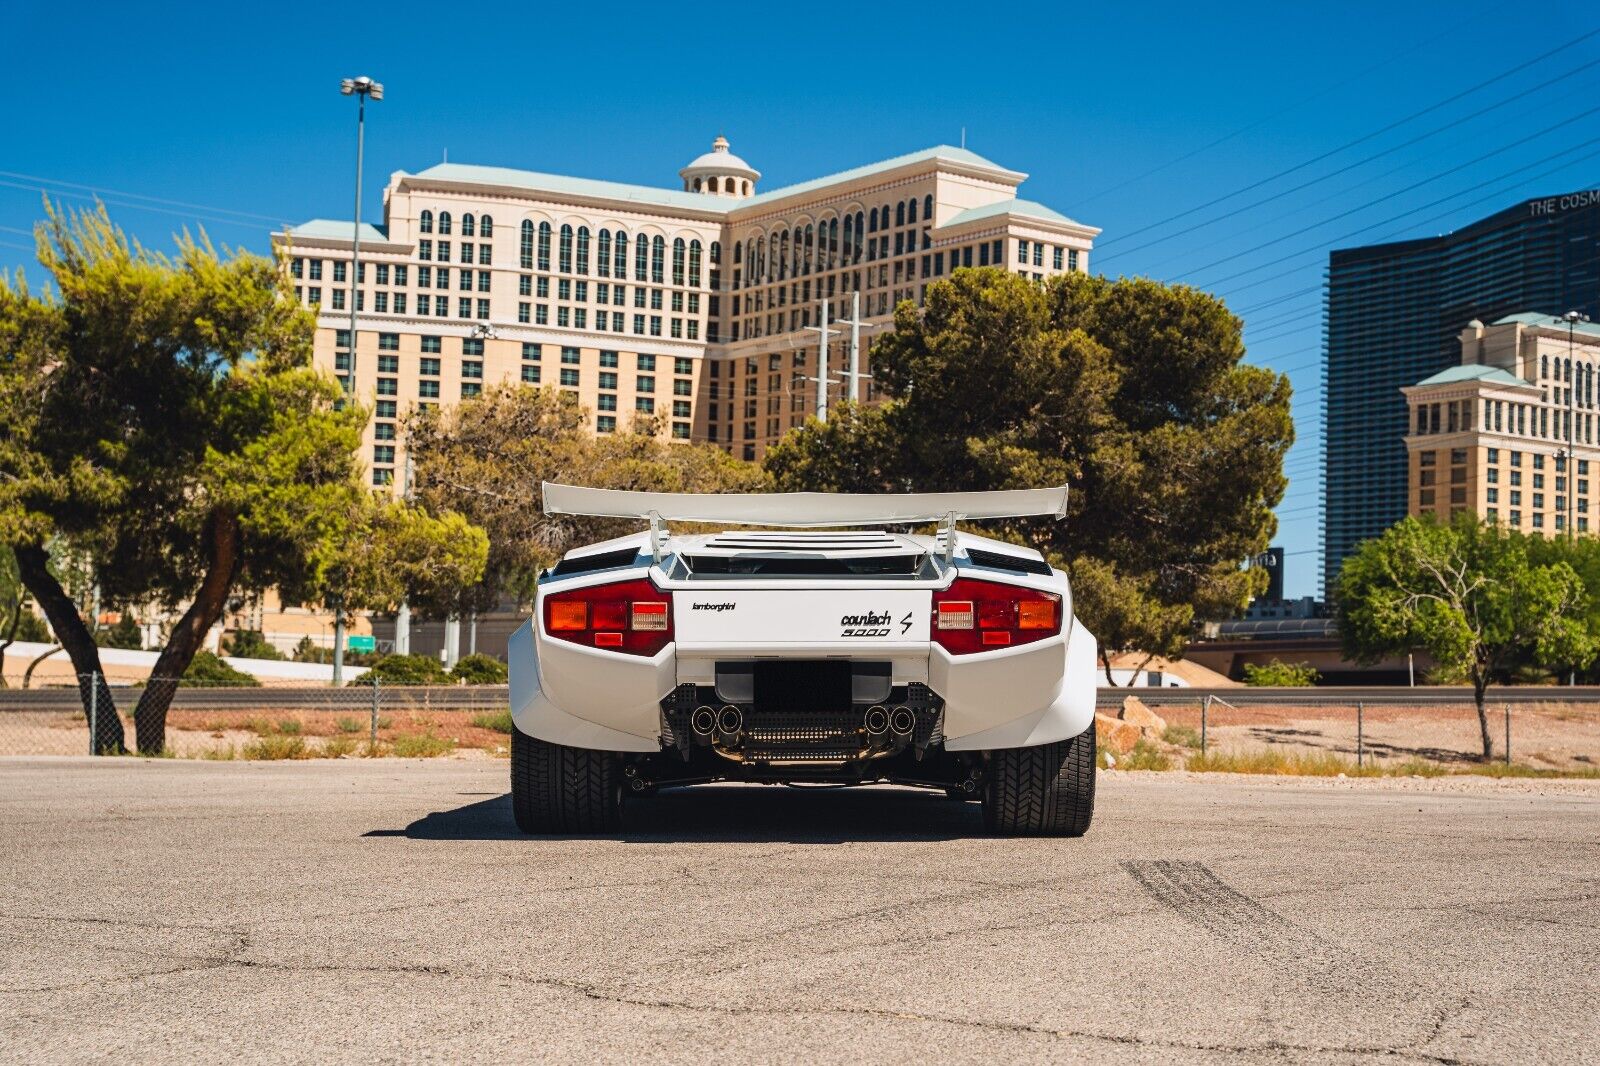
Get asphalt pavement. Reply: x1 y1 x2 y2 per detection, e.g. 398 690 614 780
1 757 1596 1064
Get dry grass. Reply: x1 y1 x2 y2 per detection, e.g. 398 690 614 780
390 732 456 758
1181 748 1600 779
472 709 515 734
241 735 310 760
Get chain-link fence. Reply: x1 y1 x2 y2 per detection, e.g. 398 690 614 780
1093 691 1600 776
0 674 515 759
2 677 1597 774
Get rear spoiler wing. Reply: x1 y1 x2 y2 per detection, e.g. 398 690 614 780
543 482 1068 529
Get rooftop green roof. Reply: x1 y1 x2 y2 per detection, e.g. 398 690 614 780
404 145 1019 215
284 219 390 243
1493 311 1600 339
944 198 1085 229
1414 364 1531 388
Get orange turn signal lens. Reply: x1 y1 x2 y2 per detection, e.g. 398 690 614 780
1018 599 1058 630
549 601 588 631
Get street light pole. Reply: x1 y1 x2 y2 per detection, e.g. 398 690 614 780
1564 310 1589 541
333 76 381 686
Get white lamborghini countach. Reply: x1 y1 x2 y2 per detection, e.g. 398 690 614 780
507 483 1099 836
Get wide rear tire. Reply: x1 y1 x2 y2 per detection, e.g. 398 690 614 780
982 724 1095 836
511 729 624 834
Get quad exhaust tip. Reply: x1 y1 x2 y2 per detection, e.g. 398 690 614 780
690 706 717 737
888 706 915 737
863 706 889 736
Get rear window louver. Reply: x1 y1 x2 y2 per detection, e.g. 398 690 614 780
963 548 1053 576
549 547 641 577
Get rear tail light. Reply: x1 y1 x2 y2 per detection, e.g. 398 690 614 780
542 578 673 656
932 577 1061 655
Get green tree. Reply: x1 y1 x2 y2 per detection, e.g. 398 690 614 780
223 629 284 661
351 652 450 686
1337 513 1597 758
451 652 508 685
405 384 765 614
1241 659 1320 686
0 204 486 752
94 613 143 650
765 269 1292 682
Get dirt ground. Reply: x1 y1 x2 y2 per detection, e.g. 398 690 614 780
3 699 1598 768
1153 700 1600 768
0 709 513 758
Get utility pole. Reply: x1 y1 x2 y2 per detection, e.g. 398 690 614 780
801 298 838 422
393 451 413 655
836 290 876 405
1563 310 1589 541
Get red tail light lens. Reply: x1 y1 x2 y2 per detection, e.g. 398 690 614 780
542 578 673 656
932 578 1061 655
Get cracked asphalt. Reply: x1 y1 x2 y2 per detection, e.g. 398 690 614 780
1 759 1597 1064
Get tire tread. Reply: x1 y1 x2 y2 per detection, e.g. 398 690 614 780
983 725 1095 836
511 730 622 834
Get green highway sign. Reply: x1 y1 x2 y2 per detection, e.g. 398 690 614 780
347 635 376 653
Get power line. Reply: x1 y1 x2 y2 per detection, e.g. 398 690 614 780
1093 27 1600 253
0 169 290 226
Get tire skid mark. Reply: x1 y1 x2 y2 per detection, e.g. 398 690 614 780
1120 860 1325 952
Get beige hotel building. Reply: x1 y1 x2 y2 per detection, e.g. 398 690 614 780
1403 313 1600 533
274 138 1099 480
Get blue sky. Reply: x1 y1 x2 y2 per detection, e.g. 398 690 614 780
6 0 1600 598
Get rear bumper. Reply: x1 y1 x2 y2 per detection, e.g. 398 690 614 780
508 616 1098 753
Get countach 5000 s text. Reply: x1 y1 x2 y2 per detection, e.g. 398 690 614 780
507 484 1098 836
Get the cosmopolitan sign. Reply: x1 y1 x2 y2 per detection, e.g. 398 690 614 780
1530 190 1600 216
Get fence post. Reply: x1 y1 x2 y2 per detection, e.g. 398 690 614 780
1504 703 1511 766
1201 695 1210 755
1357 701 1364 769
370 675 380 748
88 671 98 757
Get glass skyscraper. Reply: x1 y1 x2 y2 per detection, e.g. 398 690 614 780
1323 189 1600 593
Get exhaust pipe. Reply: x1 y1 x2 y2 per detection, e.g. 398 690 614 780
715 705 744 736
690 706 717 737
889 706 916 738
863 706 889 737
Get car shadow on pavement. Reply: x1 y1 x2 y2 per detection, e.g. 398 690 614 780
367 785 988 843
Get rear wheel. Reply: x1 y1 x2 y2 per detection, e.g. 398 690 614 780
511 729 624 834
982 724 1095 836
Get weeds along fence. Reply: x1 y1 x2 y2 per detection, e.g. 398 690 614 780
0 675 515 759
0 677 1597 772
1095 688 1600 775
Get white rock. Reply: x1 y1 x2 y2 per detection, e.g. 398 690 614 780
1105 753 1117 769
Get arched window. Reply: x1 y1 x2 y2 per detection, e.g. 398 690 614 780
709 240 721 266
479 215 493 237
520 220 534 269
438 212 453 235
854 212 864 261
868 207 878 233
693 177 703 191
1543 355 1550 379
462 213 475 237
419 210 434 234
558 224 573 273
672 238 686 285
708 176 720 193
742 180 751 195
906 199 917 225
689 240 702 286
923 194 933 221
828 219 839 267
895 202 906 227
635 235 649 281
651 235 666 283
576 226 590 274
537 222 552 271
804 225 814 274
768 232 779 282
843 215 853 266
881 205 891 231
732 241 741 264
614 231 628 278
597 230 612 277
780 230 791 280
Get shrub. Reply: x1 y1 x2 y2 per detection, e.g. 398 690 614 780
321 735 357 758
1162 724 1202 749
472 709 515 733
183 651 261 687
391 732 456 758
241 734 308 760
452 653 508 685
293 635 334 664
1241 659 1320 687
347 653 450 687
224 629 285 661
94 613 143 649
1119 738 1172 771
335 716 364 734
